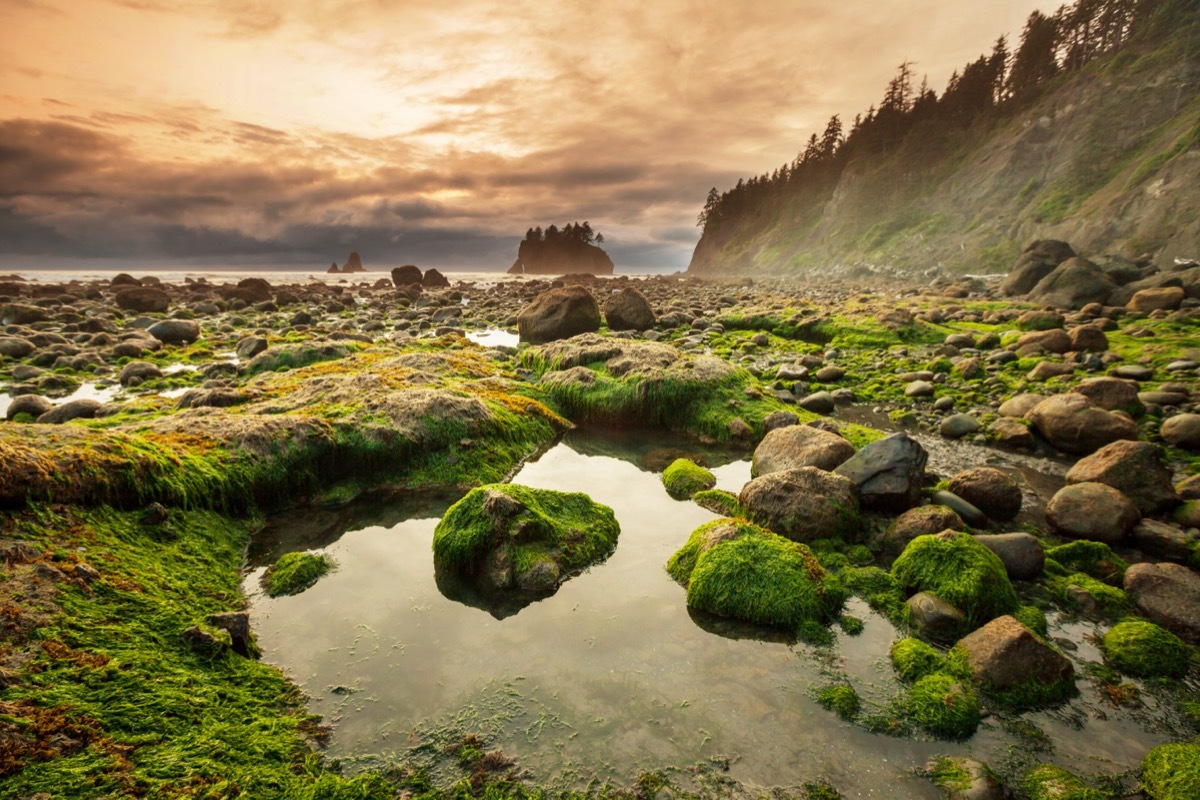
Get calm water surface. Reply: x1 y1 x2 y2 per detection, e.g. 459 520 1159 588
246 429 1181 796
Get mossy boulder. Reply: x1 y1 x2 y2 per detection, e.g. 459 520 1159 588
1045 540 1128 584
692 488 741 516
1023 764 1107 800
667 518 846 634
1102 619 1194 678
951 615 1075 709
1141 737 1200 800
816 684 860 719
891 531 1020 629
905 673 981 739
662 458 716 499
433 484 619 595
1051 573 1131 616
263 552 333 597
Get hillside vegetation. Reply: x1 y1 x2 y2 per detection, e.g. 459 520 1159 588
688 0 1200 277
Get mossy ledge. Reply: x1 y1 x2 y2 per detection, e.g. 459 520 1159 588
263 552 334 597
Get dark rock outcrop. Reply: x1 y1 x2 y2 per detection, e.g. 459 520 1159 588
516 286 602 344
508 239 614 276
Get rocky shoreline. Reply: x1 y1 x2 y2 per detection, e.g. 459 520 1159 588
1 263 1199 798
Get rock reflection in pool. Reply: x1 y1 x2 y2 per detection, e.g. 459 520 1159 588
245 428 1172 796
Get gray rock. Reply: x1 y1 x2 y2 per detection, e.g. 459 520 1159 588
5 394 53 420
1027 257 1117 310
1124 562 1200 644
948 467 1022 522
37 398 102 424
119 360 163 386
761 410 799 432
115 287 170 313
207 611 256 658
834 432 928 512
814 366 845 382
0 337 35 358
905 380 935 398
998 393 1046 418
236 336 268 359
604 287 656 331
1111 364 1154 381
797 391 836 415
907 592 965 642
932 490 988 528
939 414 980 439
1130 519 1199 564
751 424 855 476
517 286 601 344
973 533 1044 581
1000 240 1076 296
148 319 201 345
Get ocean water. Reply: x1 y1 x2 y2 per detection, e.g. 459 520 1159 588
4 268 675 287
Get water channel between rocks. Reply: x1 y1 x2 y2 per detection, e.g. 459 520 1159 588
245 427 1178 797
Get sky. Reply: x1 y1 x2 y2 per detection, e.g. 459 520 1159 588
0 0 1058 272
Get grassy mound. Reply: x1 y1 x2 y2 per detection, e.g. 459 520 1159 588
662 458 717 498
263 552 333 597
905 673 981 739
1142 738 1200 800
432 484 619 588
667 518 846 633
891 532 1019 628
817 685 861 719
1103 620 1195 678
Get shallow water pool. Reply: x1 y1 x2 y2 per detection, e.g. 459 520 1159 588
246 429 1184 796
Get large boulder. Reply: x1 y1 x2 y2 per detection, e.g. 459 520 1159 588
115 287 170 314
1026 393 1138 454
432 484 619 597
751 424 855 477
953 615 1073 695
5 394 53 421
37 399 102 424
1064 440 1178 514
391 265 423 286
1127 286 1185 312
947 467 1022 522
422 268 450 288
1027 257 1117 310
148 319 201 345
1124 562 1200 644
517 286 602 344
1045 482 1139 545
833 432 927 511
737 467 860 543
1000 240 1076 296
603 287 655 331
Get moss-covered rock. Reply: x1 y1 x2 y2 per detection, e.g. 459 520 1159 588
1141 737 1200 800
692 488 741 516
1051 573 1132 616
817 684 861 719
662 458 716 499
1023 764 1107 800
1044 540 1128 585
891 531 1019 628
950 615 1076 710
667 518 846 633
1103 619 1194 678
890 637 948 682
433 484 619 595
905 673 981 739
263 551 333 597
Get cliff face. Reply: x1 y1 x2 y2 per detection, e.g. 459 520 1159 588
509 239 615 276
688 20 1200 278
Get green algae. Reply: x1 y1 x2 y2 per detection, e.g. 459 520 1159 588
264 551 333 597
1141 737 1200 800
816 685 861 720
890 637 948 683
890 532 1019 629
1103 620 1195 678
1051 573 1132 616
662 458 717 499
691 488 742 517
1044 541 1129 585
667 518 846 633
1024 764 1108 800
904 673 981 739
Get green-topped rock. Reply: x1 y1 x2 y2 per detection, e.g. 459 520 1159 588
433 484 619 595
263 551 333 597
891 530 1019 629
667 518 846 633
1103 619 1194 678
951 615 1075 709
905 673 981 739
1141 737 1200 800
662 458 716 498
1024 764 1107 800
890 637 948 682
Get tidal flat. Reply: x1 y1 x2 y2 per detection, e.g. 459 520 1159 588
1 270 1199 799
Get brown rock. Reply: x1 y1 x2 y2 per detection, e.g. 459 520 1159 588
516 286 602 344
1128 286 1185 312
1124 562 1200 644
1045 482 1140 544
738 467 860 543
1064 440 1178 514
751 424 855 477
1072 377 1143 415
1026 393 1138 454
948 467 1022 522
954 615 1073 689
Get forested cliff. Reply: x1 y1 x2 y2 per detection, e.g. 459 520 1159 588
687 0 1200 277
